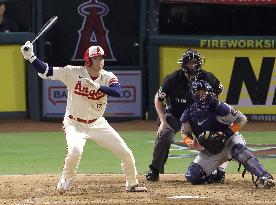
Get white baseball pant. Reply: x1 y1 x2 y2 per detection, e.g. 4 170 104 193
61 117 138 188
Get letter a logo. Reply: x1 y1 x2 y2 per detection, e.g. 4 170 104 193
72 0 116 62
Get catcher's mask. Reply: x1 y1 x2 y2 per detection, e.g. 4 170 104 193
84 45 105 67
178 49 204 79
191 80 214 111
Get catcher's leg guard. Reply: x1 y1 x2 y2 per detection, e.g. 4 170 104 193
231 143 267 177
231 143 275 188
185 163 207 185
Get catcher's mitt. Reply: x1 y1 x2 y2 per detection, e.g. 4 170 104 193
198 131 227 155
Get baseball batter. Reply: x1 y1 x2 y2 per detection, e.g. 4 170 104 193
20 41 147 193
180 80 275 188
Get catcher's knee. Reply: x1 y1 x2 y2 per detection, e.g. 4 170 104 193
185 163 207 185
231 143 252 163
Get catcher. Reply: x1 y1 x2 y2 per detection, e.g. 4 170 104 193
180 80 275 188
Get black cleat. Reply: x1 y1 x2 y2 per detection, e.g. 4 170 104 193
146 168 159 182
207 169 225 184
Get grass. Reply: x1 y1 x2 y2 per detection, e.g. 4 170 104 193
0 131 275 174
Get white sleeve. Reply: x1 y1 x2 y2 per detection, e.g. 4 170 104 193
38 65 72 85
107 72 119 85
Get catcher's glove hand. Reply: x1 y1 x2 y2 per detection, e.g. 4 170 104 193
198 131 226 155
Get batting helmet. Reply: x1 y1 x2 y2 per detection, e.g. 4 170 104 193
191 80 215 111
178 49 204 78
84 46 105 66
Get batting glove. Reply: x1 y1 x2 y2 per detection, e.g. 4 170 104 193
21 41 37 63
84 78 100 90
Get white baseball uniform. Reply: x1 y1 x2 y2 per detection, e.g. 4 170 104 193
39 65 139 188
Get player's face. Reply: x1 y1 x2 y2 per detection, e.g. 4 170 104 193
195 89 207 101
185 59 199 70
91 56 104 71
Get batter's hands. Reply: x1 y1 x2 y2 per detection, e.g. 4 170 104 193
21 41 36 63
84 78 100 90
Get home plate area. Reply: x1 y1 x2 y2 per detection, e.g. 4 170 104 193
0 174 276 205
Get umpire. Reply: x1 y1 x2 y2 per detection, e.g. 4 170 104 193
146 49 224 181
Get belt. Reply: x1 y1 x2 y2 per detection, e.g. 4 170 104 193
68 115 97 124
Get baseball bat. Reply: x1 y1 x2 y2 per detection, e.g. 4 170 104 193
24 16 58 51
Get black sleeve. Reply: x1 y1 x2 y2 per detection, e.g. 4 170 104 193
201 70 223 96
157 76 171 101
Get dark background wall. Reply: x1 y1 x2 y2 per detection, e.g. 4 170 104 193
159 3 276 35
41 0 141 67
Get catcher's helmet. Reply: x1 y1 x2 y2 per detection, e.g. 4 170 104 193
178 49 204 78
84 46 105 66
191 80 214 110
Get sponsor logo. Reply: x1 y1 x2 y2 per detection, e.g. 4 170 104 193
197 119 207 126
108 86 136 103
48 86 67 105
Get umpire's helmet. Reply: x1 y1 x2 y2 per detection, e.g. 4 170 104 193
191 80 215 110
178 49 204 78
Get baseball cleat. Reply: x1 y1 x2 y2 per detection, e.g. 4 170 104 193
57 177 72 194
257 173 275 189
146 168 159 182
263 178 275 189
126 184 148 192
207 169 225 184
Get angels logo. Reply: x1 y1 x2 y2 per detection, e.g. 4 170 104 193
74 81 105 100
72 0 116 62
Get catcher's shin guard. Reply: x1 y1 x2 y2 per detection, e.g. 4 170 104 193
231 143 274 188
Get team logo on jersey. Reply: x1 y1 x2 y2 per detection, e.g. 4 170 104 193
72 0 116 62
74 81 105 100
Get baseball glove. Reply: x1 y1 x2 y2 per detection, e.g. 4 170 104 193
198 131 227 155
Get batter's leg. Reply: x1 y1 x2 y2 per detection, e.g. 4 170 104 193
87 119 146 191
57 124 87 193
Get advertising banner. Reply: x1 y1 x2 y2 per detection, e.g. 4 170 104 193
159 38 276 121
42 70 142 118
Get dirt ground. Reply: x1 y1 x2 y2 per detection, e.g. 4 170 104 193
1 119 276 205
1 174 276 205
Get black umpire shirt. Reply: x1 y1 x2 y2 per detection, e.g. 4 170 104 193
157 69 222 120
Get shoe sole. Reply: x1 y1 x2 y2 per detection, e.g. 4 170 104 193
264 179 275 189
126 188 148 192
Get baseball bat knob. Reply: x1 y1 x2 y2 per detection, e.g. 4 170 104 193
23 47 29 51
